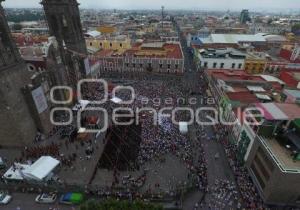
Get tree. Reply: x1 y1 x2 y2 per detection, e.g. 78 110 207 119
292 24 300 34
80 199 164 210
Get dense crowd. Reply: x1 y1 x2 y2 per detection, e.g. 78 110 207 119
215 125 267 209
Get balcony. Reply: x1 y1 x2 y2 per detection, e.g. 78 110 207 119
256 124 300 173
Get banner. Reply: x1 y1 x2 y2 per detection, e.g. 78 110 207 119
32 86 48 114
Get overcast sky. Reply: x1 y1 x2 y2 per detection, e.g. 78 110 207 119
2 0 300 10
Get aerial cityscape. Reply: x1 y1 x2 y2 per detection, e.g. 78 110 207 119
0 0 300 209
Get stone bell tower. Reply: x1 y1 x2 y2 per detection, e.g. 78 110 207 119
41 0 88 87
41 0 87 55
0 0 36 147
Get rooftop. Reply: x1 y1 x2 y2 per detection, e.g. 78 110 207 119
200 33 267 44
124 42 183 59
198 48 246 59
260 136 300 173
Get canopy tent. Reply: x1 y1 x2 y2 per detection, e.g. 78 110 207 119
179 122 188 134
23 156 60 181
110 97 123 104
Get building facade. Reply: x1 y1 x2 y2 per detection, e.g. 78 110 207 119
240 118 300 206
0 0 37 146
197 48 245 70
91 42 184 75
86 35 131 51
41 0 88 87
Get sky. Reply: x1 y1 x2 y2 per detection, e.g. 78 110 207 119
2 0 300 10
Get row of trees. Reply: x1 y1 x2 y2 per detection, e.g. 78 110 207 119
80 199 164 210
6 11 44 23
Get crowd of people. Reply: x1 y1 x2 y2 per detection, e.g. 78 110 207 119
22 143 60 160
203 179 240 210
214 125 267 209
2 72 273 209
222 138 266 209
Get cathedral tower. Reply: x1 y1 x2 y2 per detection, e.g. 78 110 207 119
0 0 36 147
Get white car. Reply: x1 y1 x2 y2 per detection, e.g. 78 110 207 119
0 193 12 205
35 193 57 204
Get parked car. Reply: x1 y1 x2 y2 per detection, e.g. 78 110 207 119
35 193 57 204
59 193 84 205
0 192 12 205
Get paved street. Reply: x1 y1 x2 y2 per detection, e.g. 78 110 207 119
2 193 78 210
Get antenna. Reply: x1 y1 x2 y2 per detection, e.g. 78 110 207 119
161 6 164 31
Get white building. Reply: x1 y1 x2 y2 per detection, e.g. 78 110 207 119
197 48 246 70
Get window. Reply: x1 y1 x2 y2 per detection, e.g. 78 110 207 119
110 43 112 47
159 64 163 68
213 62 217 68
238 63 242 69
220 63 224 68
167 64 171 69
120 43 123 48
90 42 93 46
204 62 208 68
175 64 178 69
133 63 136 68
100 42 103 47
140 63 143 68
232 63 236 69
126 63 129 67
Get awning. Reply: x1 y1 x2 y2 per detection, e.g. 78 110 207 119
255 103 288 121
247 86 266 92
255 94 272 101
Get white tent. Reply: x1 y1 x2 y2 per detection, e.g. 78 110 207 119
3 163 30 180
179 122 188 134
110 97 123 104
23 156 60 181
72 100 90 111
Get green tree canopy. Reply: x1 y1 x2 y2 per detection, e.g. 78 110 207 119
80 199 163 210
292 24 300 34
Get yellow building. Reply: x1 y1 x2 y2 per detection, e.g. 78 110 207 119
86 35 131 51
97 26 117 34
244 53 267 74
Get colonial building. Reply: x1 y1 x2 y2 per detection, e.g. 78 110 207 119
91 42 184 76
238 103 300 206
196 48 245 70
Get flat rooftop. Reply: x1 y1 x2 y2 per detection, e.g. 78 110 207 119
261 137 300 173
